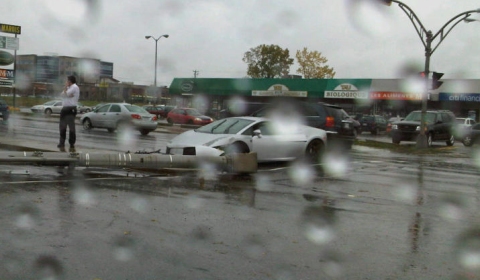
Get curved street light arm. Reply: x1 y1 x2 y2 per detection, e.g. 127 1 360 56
430 11 477 54
391 1 429 48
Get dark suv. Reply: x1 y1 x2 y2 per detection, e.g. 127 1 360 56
359 115 387 135
0 99 9 121
390 110 456 146
251 99 356 149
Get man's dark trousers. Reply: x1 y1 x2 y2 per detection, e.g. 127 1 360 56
59 106 77 147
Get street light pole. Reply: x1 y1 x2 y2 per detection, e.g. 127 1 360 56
145 34 169 90
380 0 480 148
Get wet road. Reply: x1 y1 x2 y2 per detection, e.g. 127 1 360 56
0 115 480 279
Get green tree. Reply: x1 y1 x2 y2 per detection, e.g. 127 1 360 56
296 47 335 79
242 44 294 78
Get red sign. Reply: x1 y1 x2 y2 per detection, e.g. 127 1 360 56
370 91 422 100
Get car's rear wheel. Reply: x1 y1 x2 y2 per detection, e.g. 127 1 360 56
167 118 173 124
140 129 151 135
463 135 473 146
372 128 379 135
45 109 52 116
305 139 324 163
392 136 400 144
446 134 455 146
82 118 93 131
187 120 194 125
107 128 115 133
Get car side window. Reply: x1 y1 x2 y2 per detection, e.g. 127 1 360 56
109 105 121 113
473 123 480 130
97 105 110 113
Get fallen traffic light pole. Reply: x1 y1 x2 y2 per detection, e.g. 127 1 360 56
0 149 258 174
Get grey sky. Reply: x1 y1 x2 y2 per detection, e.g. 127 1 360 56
4 0 480 86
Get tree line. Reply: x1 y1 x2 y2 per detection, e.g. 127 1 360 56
242 45 335 79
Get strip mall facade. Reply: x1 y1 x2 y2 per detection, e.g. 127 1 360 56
168 78 480 120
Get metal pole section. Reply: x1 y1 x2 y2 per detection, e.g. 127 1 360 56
417 32 432 148
154 39 158 88
0 151 258 174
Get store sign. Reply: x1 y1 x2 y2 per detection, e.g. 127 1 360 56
439 92 480 102
0 36 19 50
0 23 21 35
0 80 12 86
370 91 422 100
324 83 368 99
0 68 14 79
252 84 307 97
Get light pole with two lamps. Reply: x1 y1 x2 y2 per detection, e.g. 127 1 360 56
145 34 169 98
380 0 480 148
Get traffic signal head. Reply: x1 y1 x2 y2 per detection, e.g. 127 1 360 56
431 72 444 90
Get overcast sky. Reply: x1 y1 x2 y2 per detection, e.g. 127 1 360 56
4 0 480 87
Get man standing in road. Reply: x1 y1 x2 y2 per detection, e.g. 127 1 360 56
58 75 79 152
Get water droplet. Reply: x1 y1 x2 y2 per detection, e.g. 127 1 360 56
346 0 392 36
130 196 149 213
301 206 336 245
439 193 468 221
34 255 64 280
319 250 344 278
322 152 349 178
392 184 418 204
456 228 480 275
72 185 96 206
15 203 40 229
186 195 205 209
288 161 315 186
255 174 273 191
113 236 135 262
242 234 266 259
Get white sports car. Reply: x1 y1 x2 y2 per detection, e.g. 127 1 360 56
166 116 327 163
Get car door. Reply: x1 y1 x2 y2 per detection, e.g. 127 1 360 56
104 104 123 128
89 104 110 128
250 121 306 161
52 101 63 114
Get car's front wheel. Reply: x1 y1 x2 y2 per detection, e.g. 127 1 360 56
82 118 93 130
44 109 52 116
140 129 151 135
224 142 249 155
167 118 173 124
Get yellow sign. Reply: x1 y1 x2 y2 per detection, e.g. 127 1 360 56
0 23 21 35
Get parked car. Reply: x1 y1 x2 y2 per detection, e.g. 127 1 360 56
31 100 63 115
80 103 158 135
76 102 92 113
166 108 213 125
359 115 387 135
391 110 456 146
462 123 480 146
31 100 91 115
166 116 327 163
386 117 404 136
142 105 176 119
453 117 476 141
0 98 9 121
251 99 356 149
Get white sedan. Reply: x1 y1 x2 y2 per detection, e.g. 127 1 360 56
31 100 91 115
80 102 158 135
166 116 327 163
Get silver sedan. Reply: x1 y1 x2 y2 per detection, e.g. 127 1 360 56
166 116 327 163
80 103 158 135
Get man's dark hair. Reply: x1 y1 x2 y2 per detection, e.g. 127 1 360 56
67 75 76 84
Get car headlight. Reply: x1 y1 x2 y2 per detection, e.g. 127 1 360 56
416 126 421 131
195 118 201 121
392 124 398 130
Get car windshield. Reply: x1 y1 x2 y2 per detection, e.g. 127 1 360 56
404 111 436 123
196 118 254 134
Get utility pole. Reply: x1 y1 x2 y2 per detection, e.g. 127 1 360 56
193 70 199 78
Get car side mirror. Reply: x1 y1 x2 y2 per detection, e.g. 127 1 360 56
253 129 262 138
